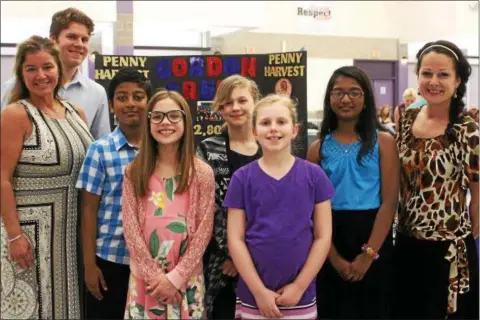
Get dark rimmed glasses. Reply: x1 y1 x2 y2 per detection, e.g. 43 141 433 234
330 89 364 99
148 110 185 124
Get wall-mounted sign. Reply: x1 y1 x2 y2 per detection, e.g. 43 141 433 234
95 51 310 158
297 6 332 20
294 2 335 35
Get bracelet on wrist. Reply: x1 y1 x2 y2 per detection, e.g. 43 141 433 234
7 233 24 243
361 244 379 260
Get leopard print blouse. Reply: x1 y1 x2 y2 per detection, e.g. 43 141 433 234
396 108 479 314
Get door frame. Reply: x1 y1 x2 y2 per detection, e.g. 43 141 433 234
372 79 395 108
353 59 400 106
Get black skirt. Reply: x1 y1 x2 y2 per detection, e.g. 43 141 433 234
393 232 479 319
316 208 395 319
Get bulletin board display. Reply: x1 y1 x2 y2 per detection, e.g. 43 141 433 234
94 51 308 158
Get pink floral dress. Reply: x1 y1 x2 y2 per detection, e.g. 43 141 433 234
124 175 206 319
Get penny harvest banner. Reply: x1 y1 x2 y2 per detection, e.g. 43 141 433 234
94 51 308 158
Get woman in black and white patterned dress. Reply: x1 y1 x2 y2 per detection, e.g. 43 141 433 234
1 36 93 319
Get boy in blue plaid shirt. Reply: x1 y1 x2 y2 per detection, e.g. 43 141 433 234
76 67 152 319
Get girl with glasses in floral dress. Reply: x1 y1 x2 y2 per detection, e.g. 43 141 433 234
122 90 215 319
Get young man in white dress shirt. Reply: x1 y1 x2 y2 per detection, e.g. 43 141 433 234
1 7 111 140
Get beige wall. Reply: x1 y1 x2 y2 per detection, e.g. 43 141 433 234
209 32 400 116
215 31 399 60
2 1 477 50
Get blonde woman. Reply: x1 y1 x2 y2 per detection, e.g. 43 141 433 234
1 36 93 319
197 75 262 319
394 88 417 128
379 104 395 135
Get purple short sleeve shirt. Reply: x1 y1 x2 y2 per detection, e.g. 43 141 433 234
224 157 335 306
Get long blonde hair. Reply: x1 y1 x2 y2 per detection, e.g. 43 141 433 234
9 36 63 104
128 90 196 197
378 104 392 122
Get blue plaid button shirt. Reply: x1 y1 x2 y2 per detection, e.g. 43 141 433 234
76 126 138 265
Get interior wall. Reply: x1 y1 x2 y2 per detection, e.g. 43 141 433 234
133 1 264 29
2 1 477 52
0 1 116 22
133 49 203 56
1 56 15 88
393 1 478 43
219 31 398 60
256 1 478 44
307 58 354 116
258 1 398 39
467 60 479 109
407 62 417 92
133 22 203 48
1 18 50 44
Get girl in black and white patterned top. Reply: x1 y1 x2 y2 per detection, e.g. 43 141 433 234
196 75 262 319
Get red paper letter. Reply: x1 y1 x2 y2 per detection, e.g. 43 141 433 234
182 81 198 101
241 57 256 77
172 58 188 77
206 57 222 77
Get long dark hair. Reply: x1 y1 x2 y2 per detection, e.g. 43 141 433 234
415 40 471 141
319 66 382 164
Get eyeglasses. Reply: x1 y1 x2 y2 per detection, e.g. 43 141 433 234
330 89 364 99
148 110 185 124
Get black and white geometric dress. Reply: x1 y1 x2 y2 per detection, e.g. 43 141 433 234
0 99 93 319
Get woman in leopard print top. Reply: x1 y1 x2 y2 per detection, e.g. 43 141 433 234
394 40 479 319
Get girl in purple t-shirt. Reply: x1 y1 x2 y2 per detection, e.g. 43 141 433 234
224 94 334 319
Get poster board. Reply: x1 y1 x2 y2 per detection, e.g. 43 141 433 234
94 51 308 158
